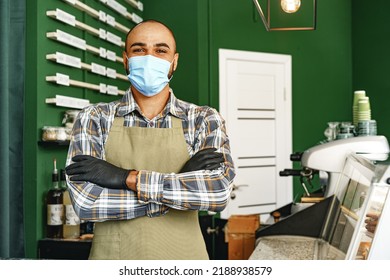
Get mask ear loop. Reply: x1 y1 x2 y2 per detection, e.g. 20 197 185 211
125 54 130 75
168 57 176 81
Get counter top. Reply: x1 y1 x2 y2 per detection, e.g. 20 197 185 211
249 235 345 260
249 235 317 260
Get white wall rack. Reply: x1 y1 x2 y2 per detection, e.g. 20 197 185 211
62 0 142 26
98 0 143 23
47 9 126 49
45 94 90 109
46 52 128 81
46 30 124 64
46 73 126 96
124 0 144 12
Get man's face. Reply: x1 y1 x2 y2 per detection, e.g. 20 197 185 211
123 22 178 76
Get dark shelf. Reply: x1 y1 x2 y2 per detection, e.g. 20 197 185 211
38 140 70 147
38 238 92 260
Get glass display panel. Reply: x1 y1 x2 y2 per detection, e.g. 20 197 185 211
349 176 389 259
320 155 376 259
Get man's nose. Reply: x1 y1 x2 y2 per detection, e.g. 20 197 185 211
145 49 155 56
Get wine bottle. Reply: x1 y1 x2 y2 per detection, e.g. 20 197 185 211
61 169 80 239
46 159 64 238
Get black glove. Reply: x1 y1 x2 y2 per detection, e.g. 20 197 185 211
65 155 130 190
179 148 224 173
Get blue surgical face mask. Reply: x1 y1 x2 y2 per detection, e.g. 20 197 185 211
127 55 173 97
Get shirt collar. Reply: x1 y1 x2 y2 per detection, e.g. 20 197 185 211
116 88 140 117
116 88 188 121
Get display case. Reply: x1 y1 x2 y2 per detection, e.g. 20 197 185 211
346 159 390 259
250 154 390 260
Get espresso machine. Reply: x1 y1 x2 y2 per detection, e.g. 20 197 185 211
260 136 390 225
280 135 390 199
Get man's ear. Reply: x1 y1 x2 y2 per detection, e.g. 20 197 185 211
173 53 179 71
122 51 129 75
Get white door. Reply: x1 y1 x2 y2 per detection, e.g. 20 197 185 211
219 49 293 222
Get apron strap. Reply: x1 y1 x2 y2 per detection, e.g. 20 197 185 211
111 117 124 128
171 115 183 129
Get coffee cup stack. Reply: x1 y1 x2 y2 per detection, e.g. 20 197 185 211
353 90 367 127
353 90 377 136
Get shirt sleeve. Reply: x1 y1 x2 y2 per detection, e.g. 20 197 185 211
65 106 147 221
137 108 236 212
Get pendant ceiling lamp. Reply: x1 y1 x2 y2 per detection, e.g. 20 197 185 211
252 0 317 31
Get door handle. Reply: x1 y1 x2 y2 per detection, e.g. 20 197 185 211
230 184 248 200
232 184 249 191
206 226 220 235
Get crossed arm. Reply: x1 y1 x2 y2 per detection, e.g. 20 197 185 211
65 107 235 221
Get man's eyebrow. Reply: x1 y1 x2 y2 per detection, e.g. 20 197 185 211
130 42 146 48
154 43 170 49
129 42 170 49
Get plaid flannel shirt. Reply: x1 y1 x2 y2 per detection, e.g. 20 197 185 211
66 89 235 221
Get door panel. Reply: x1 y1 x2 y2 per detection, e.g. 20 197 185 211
236 62 276 110
219 49 292 221
230 166 276 205
233 119 276 157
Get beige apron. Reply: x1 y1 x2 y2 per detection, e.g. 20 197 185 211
88 116 209 260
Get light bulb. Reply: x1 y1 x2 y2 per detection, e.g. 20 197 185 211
281 0 301 13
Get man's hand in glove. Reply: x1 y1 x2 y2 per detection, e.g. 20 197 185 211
65 155 130 190
180 148 224 173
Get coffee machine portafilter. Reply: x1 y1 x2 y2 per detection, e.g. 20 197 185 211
280 136 390 198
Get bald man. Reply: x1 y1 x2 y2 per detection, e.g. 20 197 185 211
65 20 235 260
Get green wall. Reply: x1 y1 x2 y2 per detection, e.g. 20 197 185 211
352 0 390 140
142 0 205 105
24 0 390 258
24 0 140 258
144 0 353 199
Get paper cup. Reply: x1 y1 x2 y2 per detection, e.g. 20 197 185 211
358 100 370 111
353 90 366 106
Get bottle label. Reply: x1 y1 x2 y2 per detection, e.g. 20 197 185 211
47 204 64 225
65 205 80 225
